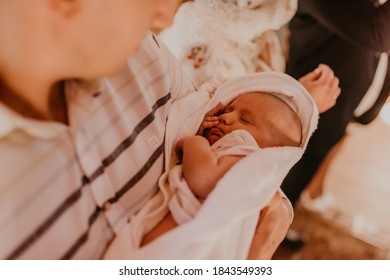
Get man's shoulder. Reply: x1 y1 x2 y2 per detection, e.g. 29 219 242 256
129 32 166 65
104 33 172 95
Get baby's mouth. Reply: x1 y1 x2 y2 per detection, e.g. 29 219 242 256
209 127 224 137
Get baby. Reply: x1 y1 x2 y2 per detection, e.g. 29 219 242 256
142 87 303 246
180 92 302 199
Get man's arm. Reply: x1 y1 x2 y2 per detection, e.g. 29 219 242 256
157 33 196 101
247 191 293 259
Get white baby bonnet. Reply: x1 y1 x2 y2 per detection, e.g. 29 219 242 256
211 72 319 149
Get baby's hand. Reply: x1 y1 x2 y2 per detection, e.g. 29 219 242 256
299 64 341 113
197 102 224 136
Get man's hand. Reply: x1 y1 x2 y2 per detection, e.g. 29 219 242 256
299 64 341 113
247 191 293 259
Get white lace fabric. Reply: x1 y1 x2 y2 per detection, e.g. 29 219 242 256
160 0 297 86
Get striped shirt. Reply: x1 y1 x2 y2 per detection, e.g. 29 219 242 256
0 33 194 259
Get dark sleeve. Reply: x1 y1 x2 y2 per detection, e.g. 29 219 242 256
299 0 390 52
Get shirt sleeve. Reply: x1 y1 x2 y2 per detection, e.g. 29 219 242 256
155 34 197 102
299 0 390 52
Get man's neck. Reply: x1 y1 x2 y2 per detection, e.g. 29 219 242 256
0 79 68 124
48 81 68 124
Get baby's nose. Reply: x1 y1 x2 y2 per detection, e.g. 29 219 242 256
219 112 235 125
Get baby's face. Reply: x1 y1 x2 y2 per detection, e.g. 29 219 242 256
205 92 302 148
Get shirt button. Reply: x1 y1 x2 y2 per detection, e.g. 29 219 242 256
102 202 111 212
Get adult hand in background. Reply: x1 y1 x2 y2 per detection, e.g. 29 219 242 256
299 64 341 113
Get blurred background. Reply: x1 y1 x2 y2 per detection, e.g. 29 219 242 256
273 105 390 259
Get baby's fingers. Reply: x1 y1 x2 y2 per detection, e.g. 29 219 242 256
202 117 219 129
206 102 224 117
204 116 219 122
197 116 219 135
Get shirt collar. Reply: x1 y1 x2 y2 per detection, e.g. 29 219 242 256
0 101 67 139
0 79 103 139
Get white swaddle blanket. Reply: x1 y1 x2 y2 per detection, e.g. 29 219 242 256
104 72 318 259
